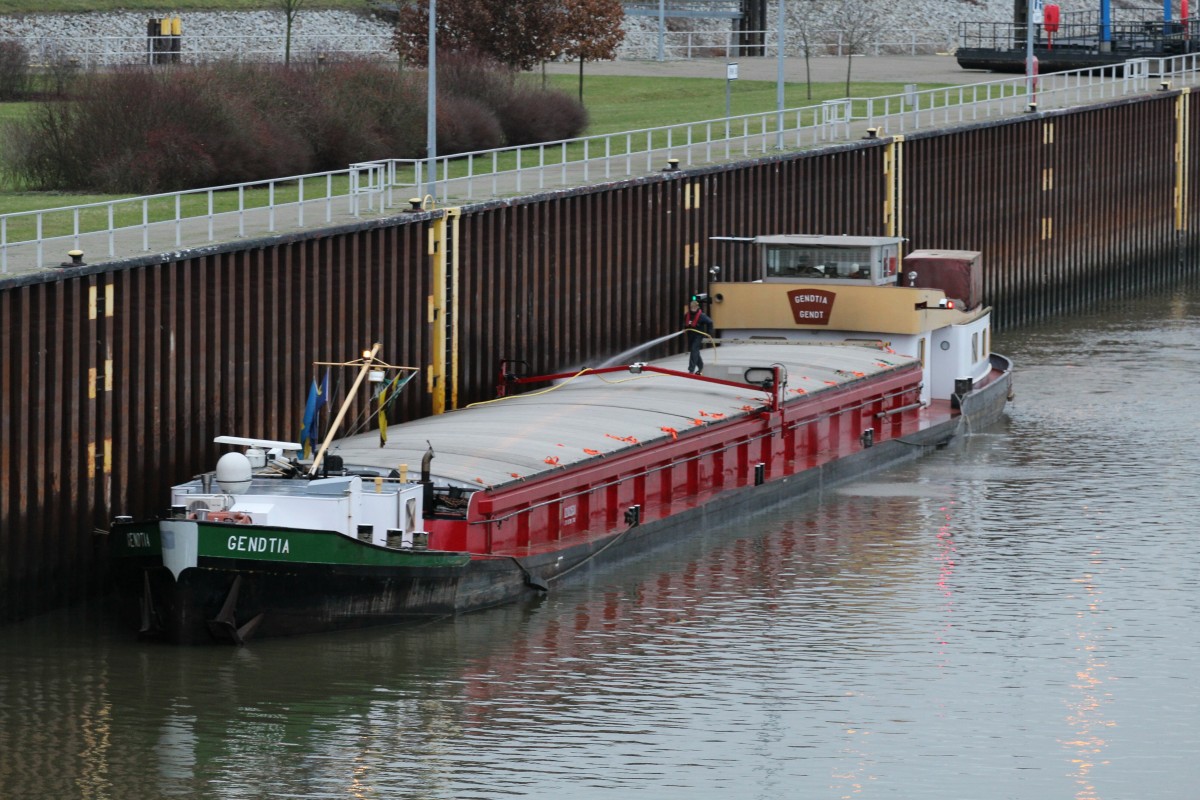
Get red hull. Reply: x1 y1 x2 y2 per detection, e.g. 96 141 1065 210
440 363 931 558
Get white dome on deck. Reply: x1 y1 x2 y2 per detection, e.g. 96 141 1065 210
215 452 253 495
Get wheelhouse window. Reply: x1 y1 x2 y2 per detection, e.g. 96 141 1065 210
764 245 875 280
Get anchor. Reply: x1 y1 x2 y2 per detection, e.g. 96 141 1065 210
205 575 264 645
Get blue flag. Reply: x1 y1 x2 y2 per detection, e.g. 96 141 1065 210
313 370 330 447
299 370 332 459
299 378 319 459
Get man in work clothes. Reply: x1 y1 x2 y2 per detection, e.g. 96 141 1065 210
683 299 714 374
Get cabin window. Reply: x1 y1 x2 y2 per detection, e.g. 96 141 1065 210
764 245 873 280
972 332 979 363
984 328 990 359
918 337 926 367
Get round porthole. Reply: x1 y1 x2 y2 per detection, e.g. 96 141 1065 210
939 341 951 350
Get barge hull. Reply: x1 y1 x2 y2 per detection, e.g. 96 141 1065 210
114 342 1012 644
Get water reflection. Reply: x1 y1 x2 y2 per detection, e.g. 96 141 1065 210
3 284 1200 798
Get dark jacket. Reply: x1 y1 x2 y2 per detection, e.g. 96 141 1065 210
683 308 713 344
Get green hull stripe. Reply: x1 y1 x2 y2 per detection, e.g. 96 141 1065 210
112 522 470 568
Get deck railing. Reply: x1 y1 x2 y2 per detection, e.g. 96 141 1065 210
3 55 1194 274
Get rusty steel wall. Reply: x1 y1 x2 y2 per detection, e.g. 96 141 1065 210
902 96 1191 329
454 147 890 394
2 91 1196 624
0 223 434 622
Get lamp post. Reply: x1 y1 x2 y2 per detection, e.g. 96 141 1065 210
1026 0 1041 105
426 0 438 200
657 0 666 61
776 0 786 148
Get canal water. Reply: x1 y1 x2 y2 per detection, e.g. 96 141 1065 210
3 282 1200 800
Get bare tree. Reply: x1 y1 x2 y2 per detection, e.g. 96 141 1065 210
559 0 625 102
825 0 889 95
280 0 303 65
789 0 822 100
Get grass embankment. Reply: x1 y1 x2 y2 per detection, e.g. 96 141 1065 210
0 74 946 234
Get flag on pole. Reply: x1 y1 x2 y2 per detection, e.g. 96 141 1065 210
299 378 319 459
377 371 416 447
378 380 390 447
299 370 331 459
313 369 330 450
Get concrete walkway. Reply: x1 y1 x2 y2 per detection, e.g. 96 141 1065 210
543 53 988 85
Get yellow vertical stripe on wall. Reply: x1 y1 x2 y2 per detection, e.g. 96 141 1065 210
88 286 97 320
105 284 114 317
883 136 904 248
1175 89 1190 231
430 214 448 414
446 208 461 411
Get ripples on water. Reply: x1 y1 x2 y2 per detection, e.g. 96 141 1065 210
3 288 1200 799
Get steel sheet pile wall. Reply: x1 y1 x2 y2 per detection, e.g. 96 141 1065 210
903 96 1189 328
2 91 1196 624
700 147 889 283
455 149 887 390
0 223 432 622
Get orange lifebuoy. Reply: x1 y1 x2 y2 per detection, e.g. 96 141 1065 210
232 512 253 524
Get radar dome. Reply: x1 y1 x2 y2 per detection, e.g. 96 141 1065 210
215 452 253 495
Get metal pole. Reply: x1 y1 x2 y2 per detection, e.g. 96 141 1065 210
776 0 786 148
426 0 438 200
726 64 732 118
658 0 666 61
1026 0 1035 102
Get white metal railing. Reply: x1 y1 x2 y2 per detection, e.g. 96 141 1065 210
1 169 352 273
365 58 1165 201
4 55 1196 274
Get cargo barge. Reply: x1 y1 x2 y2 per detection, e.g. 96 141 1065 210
110 236 1013 644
